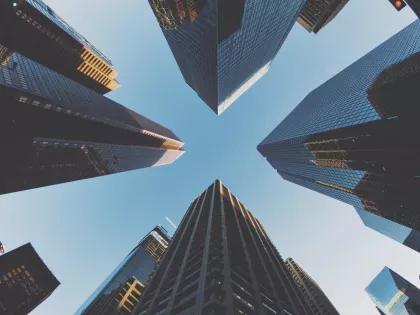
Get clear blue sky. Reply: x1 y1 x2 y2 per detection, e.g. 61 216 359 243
1 0 419 314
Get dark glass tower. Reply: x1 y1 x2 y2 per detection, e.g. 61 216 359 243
76 226 171 315
258 20 420 253
0 52 184 196
297 0 349 34
0 243 60 315
285 258 339 315
0 0 119 94
366 267 420 315
148 0 305 115
133 180 311 315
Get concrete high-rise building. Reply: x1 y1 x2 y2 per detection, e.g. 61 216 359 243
76 226 171 315
0 243 60 315
133 180 311 315
0 0 119 94
0 52 184 196
285 258 339 315
148 0 305 115
366 267 420 315
258 20 420 253
297 0 349 34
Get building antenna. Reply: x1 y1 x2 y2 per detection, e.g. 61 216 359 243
165 217 177 230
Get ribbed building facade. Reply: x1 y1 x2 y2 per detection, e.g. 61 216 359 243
0 0 119 94
0 243 60 315
297 0 349 34
366 267 420 315
285 258 339 315
258 20 420 253
148 0 305 115
133 180 310 315
76 226 170 315
0 51 184 195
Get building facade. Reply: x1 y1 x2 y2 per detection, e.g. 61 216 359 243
297 0 349 34
258 20 420 252
366 267 420 315
0 243 60 315
285 258 339 315
0 0 119 94
76 226 171 315
133 180 311 315
148 0 305 115
0 52 184 195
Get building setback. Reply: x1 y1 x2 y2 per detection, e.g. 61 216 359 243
258 20 420 253
297 0 349 34
366 267 420 314
0 243 60 315
133 180 311 315
0 52 184 196
148 0 305 115
76 226 171 315
0 0 119 94
285 258 339 315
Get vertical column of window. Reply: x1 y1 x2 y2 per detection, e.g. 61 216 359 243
202 182 229 315
243 210 292 315
11 55 28 90
222 188 257 315
216 183 235 314
31 58 54 99
231 198 265 315
1 61 13 85
170 184 214 315
20 55 41 95
253 219 309 315
136 196 202 315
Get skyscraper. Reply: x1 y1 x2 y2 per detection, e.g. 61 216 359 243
285 258 339 315
133 180 311 315
0 243 60 315
0 0 119 94
366 267 420 315
76 226 171 315
148 0 305 115
297 0 349 34
258 20 420 252
0 52 184 196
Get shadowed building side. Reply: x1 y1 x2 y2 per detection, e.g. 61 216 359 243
0 0 119 94
0 52 184 195
285 258 340 315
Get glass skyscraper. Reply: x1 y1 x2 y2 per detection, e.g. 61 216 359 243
133 180 311 315
285 258 339 315
0 243 60 315
258 20 420 253
0 51 184 195
148 0 305 115
366 267 420 315
76 226 171 315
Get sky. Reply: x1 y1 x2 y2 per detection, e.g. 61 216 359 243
1 0 419 314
